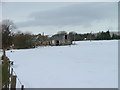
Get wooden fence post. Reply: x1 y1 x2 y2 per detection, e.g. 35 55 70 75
2 59 9 89
21 85 24 90
11 75 17 90
7 61 11 88
10 68 13 89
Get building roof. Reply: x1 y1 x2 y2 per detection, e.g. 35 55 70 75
50 34 65 40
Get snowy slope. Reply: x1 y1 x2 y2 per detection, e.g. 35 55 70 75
6 40 118 88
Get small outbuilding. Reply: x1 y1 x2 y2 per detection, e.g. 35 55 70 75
50 34 72 46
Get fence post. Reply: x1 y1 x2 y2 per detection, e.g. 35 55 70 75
2 58 9 89
11 75 17 90
8 61 11 88
10 68 13 89
21 85 24 90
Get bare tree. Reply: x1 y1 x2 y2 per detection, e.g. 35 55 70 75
0 19 16 56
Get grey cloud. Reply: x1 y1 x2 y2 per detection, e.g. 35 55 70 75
16 2 117 28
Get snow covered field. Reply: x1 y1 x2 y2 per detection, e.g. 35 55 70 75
6 40 118 88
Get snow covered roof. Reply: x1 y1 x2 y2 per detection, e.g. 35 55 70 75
50 35 64 40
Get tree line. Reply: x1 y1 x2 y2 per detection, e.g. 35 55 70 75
67 30 120 41
1 20 120 50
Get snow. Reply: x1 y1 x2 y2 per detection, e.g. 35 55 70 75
6 40 118 88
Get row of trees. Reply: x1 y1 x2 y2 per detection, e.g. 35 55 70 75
56 30 120 41
1 20 43 49
0 20 34 50
1 20 120 50
13 33 36 49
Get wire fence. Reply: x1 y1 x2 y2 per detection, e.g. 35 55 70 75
11 67 23 86
2 60 24 89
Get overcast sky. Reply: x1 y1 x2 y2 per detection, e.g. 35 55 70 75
2 2 118 35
